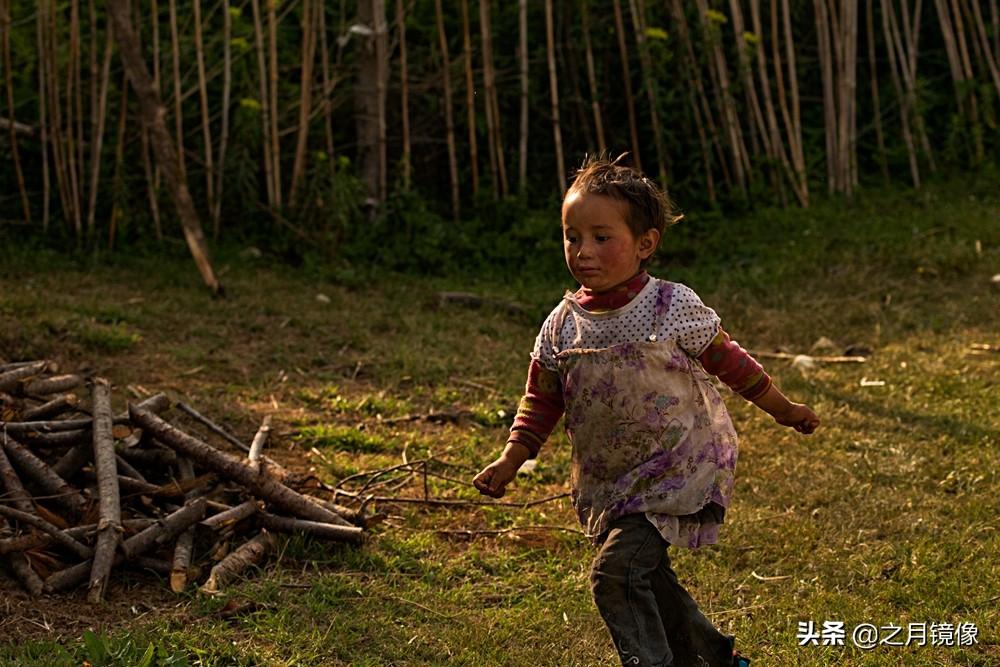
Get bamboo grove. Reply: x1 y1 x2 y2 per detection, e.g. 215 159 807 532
1 1 999 254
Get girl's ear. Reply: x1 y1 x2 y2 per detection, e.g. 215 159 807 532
638 229 661 259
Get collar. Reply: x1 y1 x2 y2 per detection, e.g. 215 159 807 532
574 271 650 312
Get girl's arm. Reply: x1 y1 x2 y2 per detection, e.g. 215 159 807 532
751 383 820 434
473 361 564 498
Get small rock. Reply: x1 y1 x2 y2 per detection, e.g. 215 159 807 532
316 294 331 304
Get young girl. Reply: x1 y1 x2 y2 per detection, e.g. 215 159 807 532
473 156 819 667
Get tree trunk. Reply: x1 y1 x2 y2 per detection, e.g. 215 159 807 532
1 0 30 223
267 0 282 206
867 0 890 182
107 0 222 294
629 0 668 184
397 0 411 192
193 0 215 216
213 0 233 234
251 0 276 208
480 0 508 197
518 0 529 190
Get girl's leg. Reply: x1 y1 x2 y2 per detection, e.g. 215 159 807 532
590 514 674 667
651 549 735 667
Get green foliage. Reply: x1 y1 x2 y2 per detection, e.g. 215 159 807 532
295 425 393 454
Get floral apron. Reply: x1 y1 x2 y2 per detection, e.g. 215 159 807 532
551 295 739 548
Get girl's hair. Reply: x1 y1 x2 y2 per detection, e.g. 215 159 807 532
566 154 683 239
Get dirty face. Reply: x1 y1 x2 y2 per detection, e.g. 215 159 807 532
561 192 659 293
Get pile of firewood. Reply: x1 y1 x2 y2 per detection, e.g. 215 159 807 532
0 359 366 602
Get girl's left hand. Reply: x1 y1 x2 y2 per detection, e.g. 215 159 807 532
774 403 820 434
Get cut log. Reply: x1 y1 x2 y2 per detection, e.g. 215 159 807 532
121 497 207 559
200 530 275 594
89 377 121 603
21 374 82 396
21 394 79 421
51 442 91 479
130 405 344 525
0 418 94 435
201 499 259 530
0 362 48 392
1 434 88 515
257 512 363 544
170 457 197 592
0 505 93 559
46 498 207 592
0 438 35 513
6 552 44 596
18 429 92 448
116 445 177 467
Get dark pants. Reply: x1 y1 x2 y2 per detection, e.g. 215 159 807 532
590 514 734 667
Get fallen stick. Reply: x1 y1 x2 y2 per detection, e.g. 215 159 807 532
21 394 80 421
18 429 92 448
116 445 177 467
89 377 122 603
200 499 259 530
176 401 249 453
0 362 49 393
257 512 363 544
115 454 148 482
246 415 271 472
1 435 88 515
336 491 572 509
130 405 345 525
170 458 198 593
0 418 95 435
21 374 82 397
122 497 208 559
200 530 275 594
748 350 867 363
0 360 51 373
0 505 93 559
6 551 44 596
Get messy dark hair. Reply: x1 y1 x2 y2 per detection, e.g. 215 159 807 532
566 153 683 240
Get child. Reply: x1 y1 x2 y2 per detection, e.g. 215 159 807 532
473 156 819 667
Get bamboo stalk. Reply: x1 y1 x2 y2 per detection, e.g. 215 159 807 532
167 0 185 180
968 0 1000 97
88 377 120 603
1 0 30 223
613 0 641 171
68 0 84 239
781 0 806 202
544 0 566 193
435 0 460 217
479 0 507 198
580 0 606 155
85 22 114 236
461 0 479 195
883 0 921 186
867 0 890 182
317 0 335 167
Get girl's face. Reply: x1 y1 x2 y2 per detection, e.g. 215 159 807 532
561 192 659 293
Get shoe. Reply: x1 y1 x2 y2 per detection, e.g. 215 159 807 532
731 651 751 667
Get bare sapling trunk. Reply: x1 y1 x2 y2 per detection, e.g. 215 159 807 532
107 0 222 294
461 0 479 195
867 0 890 182
629 0 669 184
193 0 215 215
88 377 120 603
1 0 30 223
518 0 529 189
290 0 318 206
267 0 282 206
397 0 411 191
251 0 275 207
434 0 460 217
85 22 114 235
613 0 641 170
580 0 606 154
35 0 51 229
480 0 508 197
544 0 566 192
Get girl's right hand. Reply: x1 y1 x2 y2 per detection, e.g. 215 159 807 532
473 457 521 498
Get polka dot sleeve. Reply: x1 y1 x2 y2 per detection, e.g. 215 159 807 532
667 283 722 357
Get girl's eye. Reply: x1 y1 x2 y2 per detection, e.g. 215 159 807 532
596 236 608 242
565 236 577 244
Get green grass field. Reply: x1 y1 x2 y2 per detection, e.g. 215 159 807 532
1 180 998 666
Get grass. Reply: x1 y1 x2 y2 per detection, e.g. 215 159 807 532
1 179 998 665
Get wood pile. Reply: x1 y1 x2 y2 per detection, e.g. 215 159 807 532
0 360 365 602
